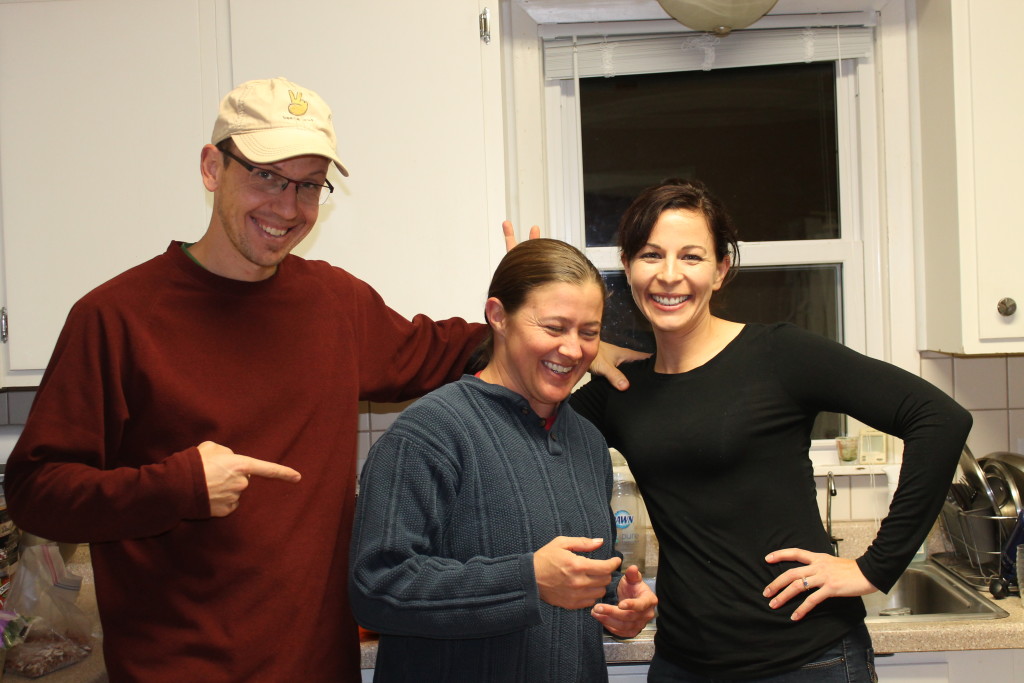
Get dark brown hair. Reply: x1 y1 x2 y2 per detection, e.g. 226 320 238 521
617 178 740 283
215 139 234 165
466 238 606 372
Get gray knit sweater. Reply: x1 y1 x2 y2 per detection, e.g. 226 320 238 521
350 375 616 682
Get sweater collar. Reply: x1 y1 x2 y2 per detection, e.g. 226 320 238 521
165 240 285 294
460 375 568 455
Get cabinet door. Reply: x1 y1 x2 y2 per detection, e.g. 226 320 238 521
874 653 949 683
918 0 1024 353
0 0 217 384
964 0 1024 343
224 0 507 324
875 649 1024 682
607 663 649 681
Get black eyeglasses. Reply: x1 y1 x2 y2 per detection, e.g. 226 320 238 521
221 149 334 206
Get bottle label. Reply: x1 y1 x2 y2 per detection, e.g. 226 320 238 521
614 509 634 530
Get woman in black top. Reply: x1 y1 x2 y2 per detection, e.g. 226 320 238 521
568 180 971 682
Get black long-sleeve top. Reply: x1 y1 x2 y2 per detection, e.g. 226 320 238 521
570 323 971 678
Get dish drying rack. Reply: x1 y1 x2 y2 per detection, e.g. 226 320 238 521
935 501 1016 591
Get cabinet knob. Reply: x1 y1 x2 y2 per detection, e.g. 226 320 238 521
997 298 1017 317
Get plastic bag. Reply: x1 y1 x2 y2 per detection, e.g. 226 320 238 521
3 544 93 678
0 609 31 649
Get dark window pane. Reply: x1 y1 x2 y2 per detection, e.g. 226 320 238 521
712 264 842 343
580 62 839 247
600 270 656 354
599 265 844 439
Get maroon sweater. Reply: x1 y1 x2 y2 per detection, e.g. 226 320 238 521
4 242 485 682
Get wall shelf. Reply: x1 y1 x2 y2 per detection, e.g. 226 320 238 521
813 464 895 477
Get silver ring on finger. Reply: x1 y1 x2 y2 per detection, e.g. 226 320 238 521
801 577 809 591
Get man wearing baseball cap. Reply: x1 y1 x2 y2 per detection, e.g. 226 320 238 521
4 76 480 682
4 77 637 682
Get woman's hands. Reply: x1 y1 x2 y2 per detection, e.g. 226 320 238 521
533 537 657 637
534 537 622 609
591 565 658 638
763 548 878 621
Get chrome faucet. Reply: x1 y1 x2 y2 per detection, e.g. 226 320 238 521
826 472 842 556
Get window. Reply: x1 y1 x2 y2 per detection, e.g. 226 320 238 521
542 24 881 440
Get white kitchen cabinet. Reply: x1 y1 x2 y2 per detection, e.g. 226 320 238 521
0 0 220 385
222 0 506 326
607 649 1024 681
875 649 1024 682
916 0 1024 354
607 663 649 680
0 0 506 386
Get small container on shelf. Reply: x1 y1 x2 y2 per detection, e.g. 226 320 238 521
858 427 888 464
835 436 858 463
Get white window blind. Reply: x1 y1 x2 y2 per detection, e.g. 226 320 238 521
543 27 873 80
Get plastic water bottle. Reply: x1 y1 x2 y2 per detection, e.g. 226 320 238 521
610 450 646 574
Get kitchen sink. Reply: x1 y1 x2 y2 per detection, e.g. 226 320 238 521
862 560 1009 622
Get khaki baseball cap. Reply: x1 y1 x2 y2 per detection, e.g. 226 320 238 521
211 76 349 177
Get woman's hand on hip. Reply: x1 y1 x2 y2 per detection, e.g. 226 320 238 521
762 548 878 621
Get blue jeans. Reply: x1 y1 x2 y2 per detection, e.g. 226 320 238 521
647 623 877 683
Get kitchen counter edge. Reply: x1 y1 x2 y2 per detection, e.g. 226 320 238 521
359 596 1024 668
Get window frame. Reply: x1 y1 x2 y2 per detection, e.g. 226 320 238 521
545 44 883 350
541 27 886 444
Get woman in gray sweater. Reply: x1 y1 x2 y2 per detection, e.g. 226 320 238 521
350 239 657 682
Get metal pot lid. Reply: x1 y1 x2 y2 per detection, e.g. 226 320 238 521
982 452 1024 482
983 461 1022 514
958 446 1000 517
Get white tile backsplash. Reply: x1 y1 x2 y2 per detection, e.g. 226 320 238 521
0 425 23 465
7 392 33 424
357 401 370 431
814 471 893 523
917 353 1024 467
966 409 1009 457
1009 409 1024 455
1009 357 1024 409
920 355 954 398
356 430 372 488
953 356 1008 409
368 399 414 432
849 473 891 520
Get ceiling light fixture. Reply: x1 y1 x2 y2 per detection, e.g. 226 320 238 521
656 0 779 36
